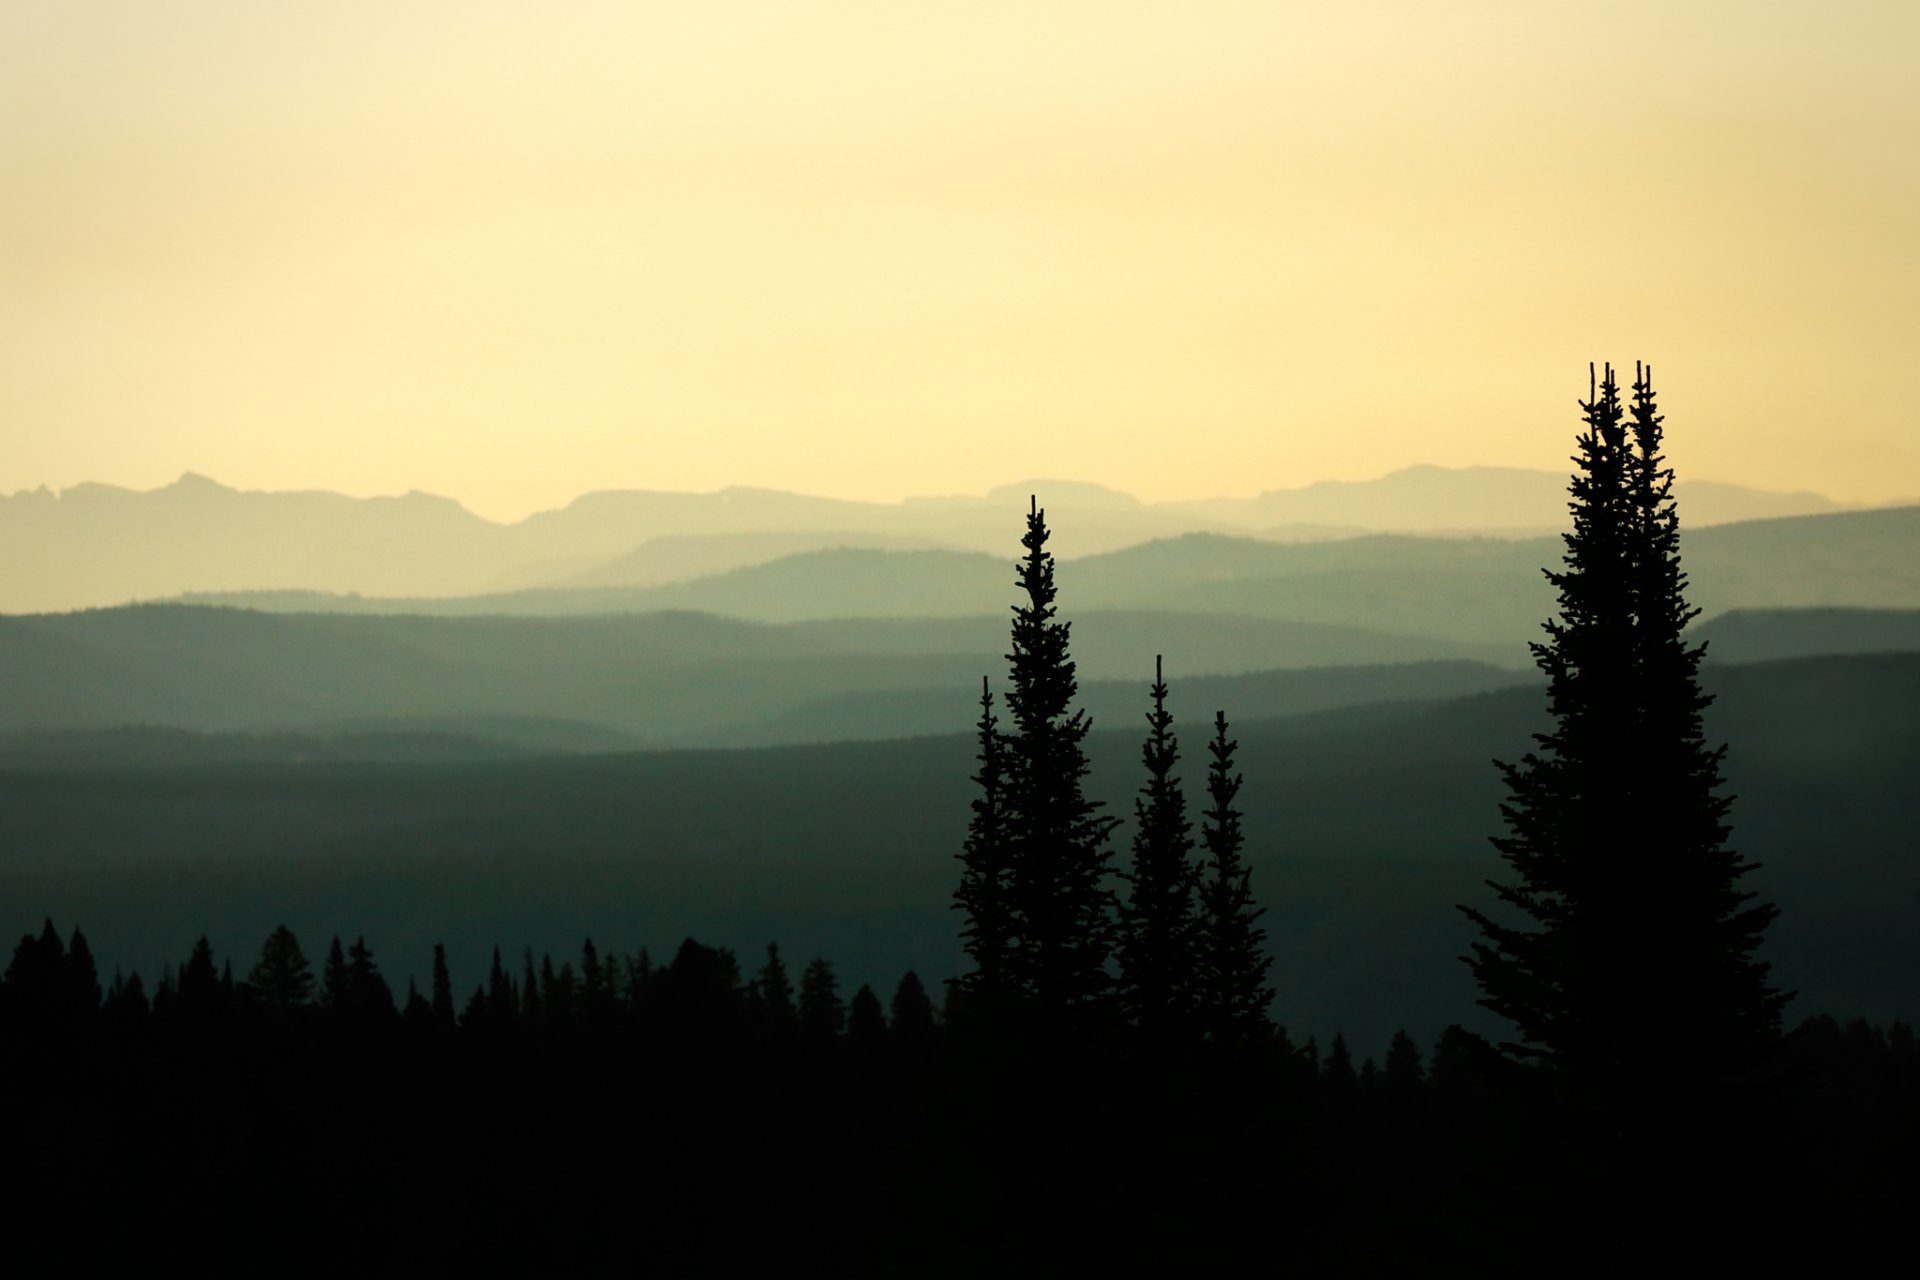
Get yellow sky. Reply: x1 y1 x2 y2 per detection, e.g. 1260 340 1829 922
3 1 1915 520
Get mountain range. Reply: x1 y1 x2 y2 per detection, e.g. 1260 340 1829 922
1 466 1854 614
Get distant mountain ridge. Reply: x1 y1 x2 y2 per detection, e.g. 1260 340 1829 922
1 466 1856 613
164 508 1920 649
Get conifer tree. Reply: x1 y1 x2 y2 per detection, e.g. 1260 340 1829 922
65 928 101 1016
431 944 456 1029
889 970 937 1049
486 946 515 1028
4 920 64 1021
848 983 887 1046
799 957 846 1043
403 979 434 1028
1459 364 1788 1158
109 970 149 1022
580 938 610 1026
248 925 315 1019
526 951 547 1028
1384 1030 1425 1090
996 496 1120 1038
1115 656 1198 1052
321 936 351 1015
1193 711 1274 1051
951 677 1012 1022
1323 1033 1357 1093
347 936 396 1020
756 942 798 1041
178 936 223 1020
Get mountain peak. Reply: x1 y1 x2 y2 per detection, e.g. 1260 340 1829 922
171 471 226 490
985 479 1142 510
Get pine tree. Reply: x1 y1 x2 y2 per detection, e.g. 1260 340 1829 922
997 496 1121 1040
951 676 1012 1023
848 983 887 1047
755 942 798 1042
1193 711 1274 1052
486 946 515 1028
580 937 610 1026
889 970 937 1049
320 936 351 1016
178 936 223 1021
1384 1030 1425 1090
248 925 315 1019
799 957 845 1043
403 978 434 1029
527 951 549 1029
1115 655 1198 1052
64 928 101 1016
431 944 456 1030
1458 363 1788 1174
347 936 396 1021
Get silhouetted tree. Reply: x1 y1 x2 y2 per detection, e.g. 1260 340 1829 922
653 938 742 1047
460 984 490 1031
177 936 223 1021
542 958 577 1033
580 938 611 1026
889 970 937 1049
755 942 798 1042
622 949 654 1015
431 944 456 1030
799 957 845 1043
951 677 1013 1025
403 979 434 1029
65 927 101 1016
1324 1033 1356 1093
248 925 314 1020
1384 1030 1425 1090
1461 364 1786 1100
1115 655 1198 1054
848 983 887 1047
996 496 1120 1040
487 946 514 1028
1193 711 1274 1052
1458 362 1791 1258
105 970 149 1023
525 951 546 1028
347 936 396 1021
4 919 66 1021
320 936 351 1016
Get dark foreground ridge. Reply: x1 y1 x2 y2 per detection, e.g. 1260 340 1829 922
3 919 1915 1275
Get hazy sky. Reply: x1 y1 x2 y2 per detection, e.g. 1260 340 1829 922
3 1 1915 520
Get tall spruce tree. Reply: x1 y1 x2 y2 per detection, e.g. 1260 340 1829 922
1193 711 1274 1052
1115 655 1198 1052
997 496 1120 1039
1459 363 1787 1151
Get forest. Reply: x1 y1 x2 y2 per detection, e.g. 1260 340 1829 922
5 369 1917 1276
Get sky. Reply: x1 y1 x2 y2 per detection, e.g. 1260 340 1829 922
3 1 1915 521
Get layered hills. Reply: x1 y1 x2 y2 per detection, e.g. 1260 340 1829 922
2 466 1855 614
2 651 1912 1054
